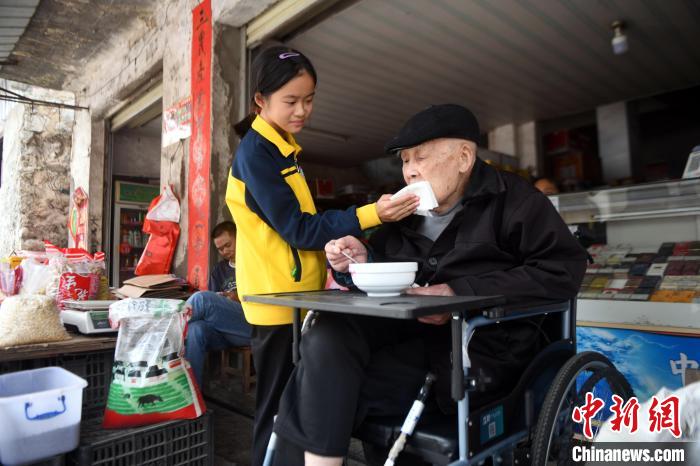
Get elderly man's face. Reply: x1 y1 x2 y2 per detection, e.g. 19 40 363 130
400 138 475 213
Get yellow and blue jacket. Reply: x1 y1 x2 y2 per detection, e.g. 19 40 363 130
225 116 381 325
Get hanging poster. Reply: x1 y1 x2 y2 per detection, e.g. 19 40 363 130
162 97 192 147
68 187 89 250
187 0 212 290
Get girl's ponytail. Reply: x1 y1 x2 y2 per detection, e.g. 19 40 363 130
234 113 255 138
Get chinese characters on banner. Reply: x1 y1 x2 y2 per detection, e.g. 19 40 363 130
187 0 212 290
573 392 681 439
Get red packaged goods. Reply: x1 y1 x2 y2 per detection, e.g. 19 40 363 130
135 186 181 276
44 242 105 308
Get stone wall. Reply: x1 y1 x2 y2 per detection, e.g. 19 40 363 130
0 101 75 255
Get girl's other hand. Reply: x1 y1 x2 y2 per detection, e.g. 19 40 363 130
324 236 368 273
376 194 420 222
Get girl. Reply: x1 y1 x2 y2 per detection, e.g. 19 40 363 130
225 45 419 465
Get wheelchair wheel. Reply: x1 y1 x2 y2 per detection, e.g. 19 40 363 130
530 351 634 466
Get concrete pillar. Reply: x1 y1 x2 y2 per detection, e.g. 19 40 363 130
0 101 73 254
160 0 201 279
596 101 632 182
488 124 516 156
517 121 538 174
487 121 538 173
211 24 244 226
69 109 93 248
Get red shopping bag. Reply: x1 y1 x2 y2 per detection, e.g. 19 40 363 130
135 187 181 276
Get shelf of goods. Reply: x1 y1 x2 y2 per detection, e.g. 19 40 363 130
549 179 700 401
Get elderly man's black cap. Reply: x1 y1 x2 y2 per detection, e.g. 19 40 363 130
384 104 480 154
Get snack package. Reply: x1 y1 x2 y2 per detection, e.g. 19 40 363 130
0 260 22 298
44 242 105 307
103 298 205 428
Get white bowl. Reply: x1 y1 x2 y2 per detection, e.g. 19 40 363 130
349 262 418 297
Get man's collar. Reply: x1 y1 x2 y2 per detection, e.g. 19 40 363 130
460 157 506 203
251 115 302 158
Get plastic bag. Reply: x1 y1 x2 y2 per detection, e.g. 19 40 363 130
44 242 104 307
146 185 180 222
103 298 205 428
0 261 22 297
135 188 181 276
19 258 53 295
0 295 70 347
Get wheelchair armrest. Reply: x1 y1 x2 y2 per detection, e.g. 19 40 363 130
451 299 574 402
469 299 571 320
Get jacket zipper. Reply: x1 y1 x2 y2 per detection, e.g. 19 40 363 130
290 246 302 282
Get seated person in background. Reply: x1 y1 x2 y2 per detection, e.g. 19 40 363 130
533 176 560 195
271 104 588 465
185 221 252 387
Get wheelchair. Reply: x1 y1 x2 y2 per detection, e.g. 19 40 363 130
355 299 634 466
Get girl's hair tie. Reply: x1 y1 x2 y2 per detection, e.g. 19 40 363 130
279 52 300 59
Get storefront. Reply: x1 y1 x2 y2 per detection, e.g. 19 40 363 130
1 0 700 463
244 0 700 401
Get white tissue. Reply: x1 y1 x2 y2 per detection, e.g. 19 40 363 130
391 181 438 216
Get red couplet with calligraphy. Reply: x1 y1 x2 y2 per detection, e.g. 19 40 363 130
188 0 212 290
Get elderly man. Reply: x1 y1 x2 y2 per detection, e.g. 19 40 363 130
271 104 588 466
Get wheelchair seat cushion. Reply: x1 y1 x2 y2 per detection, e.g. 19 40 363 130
355 411 458 460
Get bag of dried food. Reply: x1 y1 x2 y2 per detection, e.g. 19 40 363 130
103 298 205 428
44 242 105 307
0 294 70 347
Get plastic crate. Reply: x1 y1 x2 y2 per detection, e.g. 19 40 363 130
67 411 213 466
27 349 114 418
0 350 113 419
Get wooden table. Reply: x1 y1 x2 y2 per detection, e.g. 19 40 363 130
0 333 117 363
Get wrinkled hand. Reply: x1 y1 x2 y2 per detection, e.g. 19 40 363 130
325 236 368 273
376 194 420 223
406 283 455 325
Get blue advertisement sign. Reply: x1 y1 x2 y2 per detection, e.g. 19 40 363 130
577 326 699 401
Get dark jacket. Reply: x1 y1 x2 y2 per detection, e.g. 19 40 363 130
369 158 587 303
355 158 587 410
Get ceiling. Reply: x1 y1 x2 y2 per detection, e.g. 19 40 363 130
0 0 157 90
0 0 39 66
287 0 700 166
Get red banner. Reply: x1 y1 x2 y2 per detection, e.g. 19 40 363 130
187 0 212 290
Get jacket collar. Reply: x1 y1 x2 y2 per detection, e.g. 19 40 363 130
460 157 506 203
251 115 302 158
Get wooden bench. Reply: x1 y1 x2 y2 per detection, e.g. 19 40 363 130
220 346 256 394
